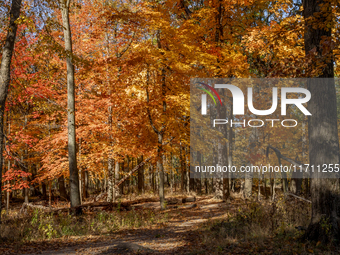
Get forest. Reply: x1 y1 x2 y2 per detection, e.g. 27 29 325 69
1 0 340 254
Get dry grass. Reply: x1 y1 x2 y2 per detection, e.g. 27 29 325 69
0 204 169 243
197 195 340 254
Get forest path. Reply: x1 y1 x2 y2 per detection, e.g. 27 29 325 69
20 196 235 255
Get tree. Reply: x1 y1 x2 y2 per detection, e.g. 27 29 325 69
303 0 340 243
60 0 81 213
0 0 22 223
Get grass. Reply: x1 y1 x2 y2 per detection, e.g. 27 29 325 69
0 206 169 243
197 195 340 254
2 191 340 254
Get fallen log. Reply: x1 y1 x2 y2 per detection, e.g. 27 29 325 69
286 192 312 203
182 197 196 203
94 192 107 202
166 205 178 209
55 198 162 213
74 201 132 211
180 204 197 209
20 203 51 214
166 198 181 205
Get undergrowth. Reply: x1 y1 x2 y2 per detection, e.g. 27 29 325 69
0 207 168 242
198 196 336 254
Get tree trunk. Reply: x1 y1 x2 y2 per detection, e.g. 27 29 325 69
244 171 253 199
170 152 174 195
146 31 167 209
49 180 52 207
138 156 144 194
58 175 68 200
215 93 227 200
84 170 88 198
107 157 114 202
270 174 276 201
303 0 340 243
6 160 10 212
0 0 22 223
244 127 256 200
114 159 120 198
42 182 47 200
61 0 81 214
263 174 268 199
196 150 202 195
158 134 165 210
302 119 310 197
180 144 185 192
291 172 302 195
227 95 233 197
151 164 155 192
257 171 261 201
186 151 190 194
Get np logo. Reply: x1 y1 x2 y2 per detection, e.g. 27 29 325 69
197 83 312 116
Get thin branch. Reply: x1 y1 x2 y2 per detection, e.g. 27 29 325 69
286 192 311 203
114 156 152 189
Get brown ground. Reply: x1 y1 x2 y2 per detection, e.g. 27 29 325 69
1 196 232 255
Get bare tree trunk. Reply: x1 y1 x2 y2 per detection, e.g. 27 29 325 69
61 0 81 214
257 171 261 201
146 54 167 209
114 159 120 199
196 151 202 195
291 156 302 195
170 152 174 195
6 160 10 213
107 157 114 202
49 180 52 207
138 156 144 194
58 175 68 200
244 128 256 200
0 0 22 223
78 137 82 203
84 170 88 198
157 135 165 209
302 119 310 197
303 0 340 243
264 174 267 199
271 173 276 201
227 95 233 198
244 171 253 199
180 144 185 192
151 164 155 192
186 148 190 194
42 182 47 200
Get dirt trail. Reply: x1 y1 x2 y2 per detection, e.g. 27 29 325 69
20 197 234 255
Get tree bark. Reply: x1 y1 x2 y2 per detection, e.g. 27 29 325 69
170 152 174 195
196 150 202 195
107 157 114 202
58 175 68 200
157 134 165 209
0 0 22 223
61 0 81 214
303 0 340 243
215 92 227 200
138 156 144 194
180 144 185 192
114 159 120 198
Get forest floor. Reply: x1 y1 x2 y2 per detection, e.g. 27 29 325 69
1 193 340 254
